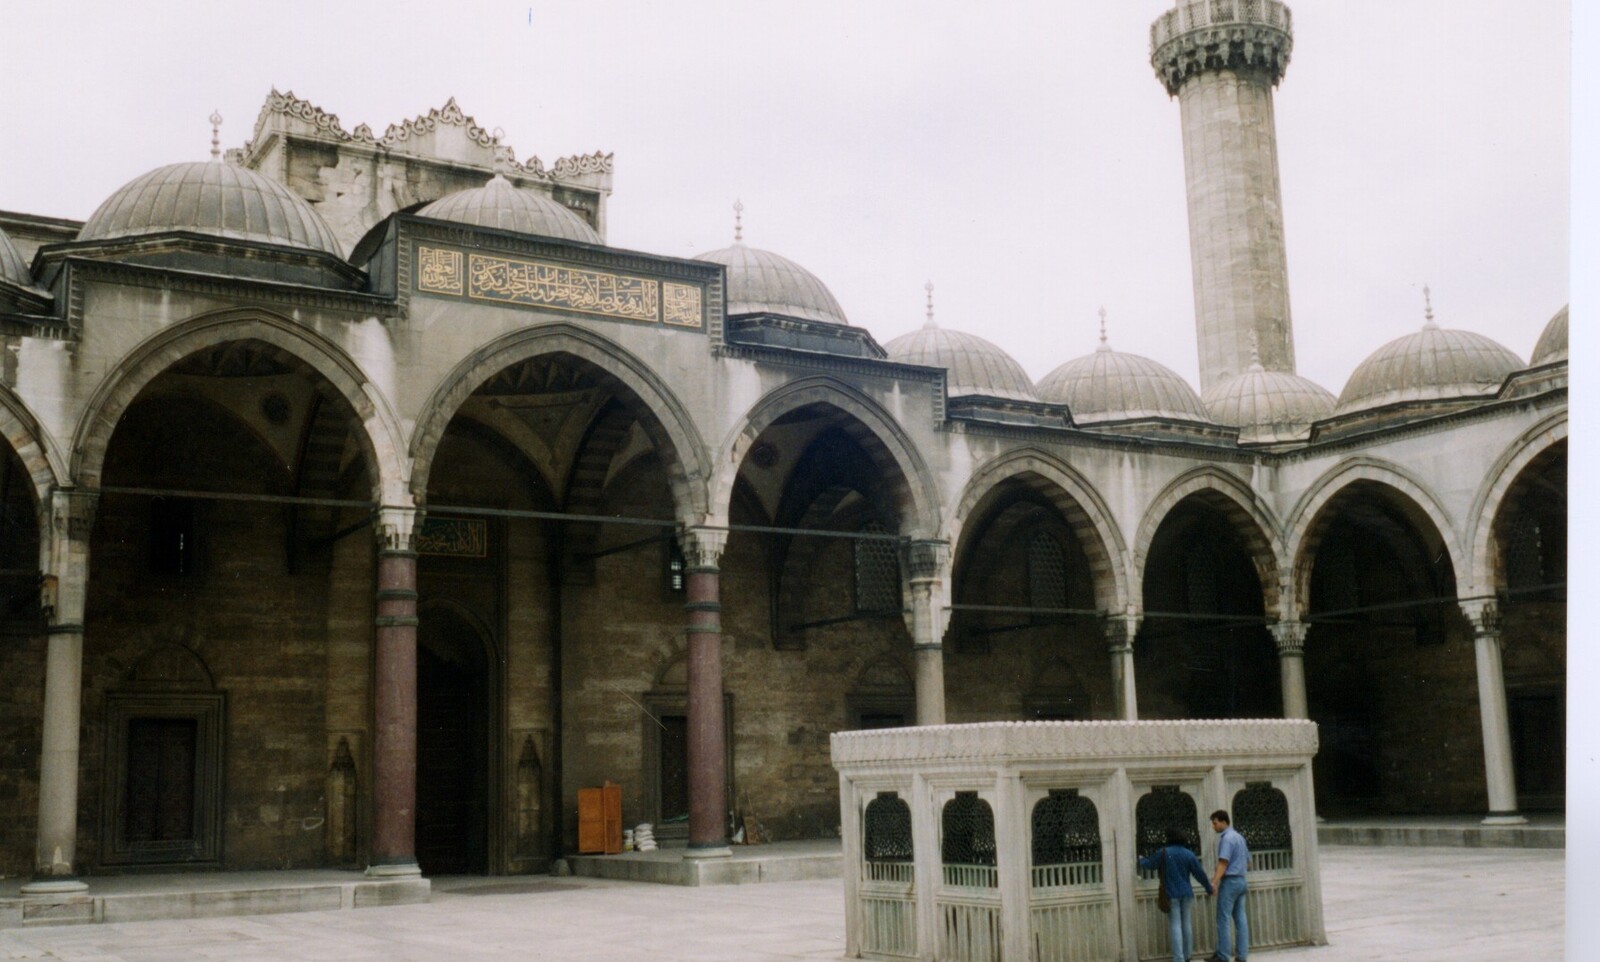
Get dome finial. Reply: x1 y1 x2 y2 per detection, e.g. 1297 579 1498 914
1422 284 1438 330
209 110 223 161
1096 306 1111 352
733 199 744 242
924 281 936 329
491 127 515 175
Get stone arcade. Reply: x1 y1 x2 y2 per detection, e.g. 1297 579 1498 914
0 0 1565 914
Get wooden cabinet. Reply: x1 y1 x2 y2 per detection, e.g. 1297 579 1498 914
577 781 622 854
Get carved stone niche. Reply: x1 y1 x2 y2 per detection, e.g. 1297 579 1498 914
99 643 226 869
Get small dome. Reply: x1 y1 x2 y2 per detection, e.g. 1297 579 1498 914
885 325 1036 401
1531 305 1568 365
1204 366 1335 442
1037 342 1209 423
1335 322 1523 414
80 161 343 256
0 226 30 289
418 175 600 244
694 241 848 325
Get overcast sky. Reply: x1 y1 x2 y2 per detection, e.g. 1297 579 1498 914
0 0 1570 395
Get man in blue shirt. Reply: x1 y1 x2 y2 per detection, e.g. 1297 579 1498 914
1208 809 1250 962
1138 827 1213 962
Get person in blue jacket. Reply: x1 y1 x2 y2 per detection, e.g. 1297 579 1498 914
1138 827 1214 962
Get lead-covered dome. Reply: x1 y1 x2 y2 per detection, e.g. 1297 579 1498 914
1335 319 1523 415
1531 305 1568 365
0 227 30 289
418 174 600 244
1204 362 1335 442
80 161 343 256
1037 340 1209 423
694 241 848 325
885 324 1036 401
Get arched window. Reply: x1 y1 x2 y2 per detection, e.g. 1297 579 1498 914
864 791 914 883
941 791 997 888
855 520 901 613
1027 531 1069 611
1135 786 1199 879
1031 789 1102 887
1233 781 1293 871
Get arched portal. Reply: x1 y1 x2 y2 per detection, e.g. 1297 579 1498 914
1136 494 1279 719
1297 479 1464 815
83 336 381 872
0 439 46 876
946 474 1114 721
415 602 493 875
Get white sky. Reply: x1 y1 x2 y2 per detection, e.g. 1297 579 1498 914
0 0 1571 396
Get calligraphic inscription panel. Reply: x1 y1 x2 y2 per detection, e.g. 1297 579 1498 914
470 253 658 322
663 282 704 327
418 247 464 295
416 518 488 558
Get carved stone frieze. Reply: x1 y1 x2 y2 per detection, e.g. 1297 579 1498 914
832 718 1319 765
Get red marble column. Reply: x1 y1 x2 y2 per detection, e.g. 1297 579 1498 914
683 528 729 857
369 512 421 876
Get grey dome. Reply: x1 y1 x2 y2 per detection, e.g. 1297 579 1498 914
1531 305 1568 365
1204 365 1334 442
884 325 1037 401
418 175 600 244
80 161 343 256
1037 342 1209 423
1335 322 1522 414
694 241 848 325
0 227 30 289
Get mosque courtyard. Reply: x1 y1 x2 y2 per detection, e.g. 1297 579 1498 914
0 844 1563 962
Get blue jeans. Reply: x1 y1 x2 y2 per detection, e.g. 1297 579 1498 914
1216 875 1249 960
1167 894 1195 962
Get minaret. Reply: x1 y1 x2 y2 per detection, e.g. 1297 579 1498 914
1152 0 1296 395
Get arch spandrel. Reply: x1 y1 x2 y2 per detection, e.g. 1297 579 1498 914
1283 456 1463 617
950 447 1128 613
410 322 709 526
711 376 941 539
1132 465 1286 618
1466 413 1568 596
71 308 408 505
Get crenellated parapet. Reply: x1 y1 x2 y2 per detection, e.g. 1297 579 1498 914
1151 0 1293 96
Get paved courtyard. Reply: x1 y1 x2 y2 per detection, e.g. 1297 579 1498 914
0 845 1563 962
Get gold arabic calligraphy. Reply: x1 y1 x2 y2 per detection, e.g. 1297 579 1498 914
469 253 658 322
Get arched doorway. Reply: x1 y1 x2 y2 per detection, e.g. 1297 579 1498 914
415 604 491 874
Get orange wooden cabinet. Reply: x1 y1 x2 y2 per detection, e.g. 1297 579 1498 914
576 781 622 854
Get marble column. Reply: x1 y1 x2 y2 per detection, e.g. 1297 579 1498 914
1104 614 1140 721
1460 599 1526 824
682 527 730 858
368 507 422 877
1271 621 1309 719
24 490 97 895
906 540 949 726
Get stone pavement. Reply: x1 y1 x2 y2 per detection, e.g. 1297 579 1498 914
0 845 1562 962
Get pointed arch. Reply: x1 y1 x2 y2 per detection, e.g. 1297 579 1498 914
410 322 708 526
1132 466 1284 617
711 376 940 538
71 308 407 504
1467 412 1568 595
0 382 65 513
1284 457 1461 617
952 447 1127 612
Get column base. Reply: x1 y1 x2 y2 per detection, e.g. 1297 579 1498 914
365 859 423 878
1481 812 1529 826
683 842 731 860
21 876 89 895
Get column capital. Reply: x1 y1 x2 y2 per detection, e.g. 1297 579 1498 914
1270 620 1308 657
905 539 949 582
1102 613 1141 653
679 526 728 570
1459 598 1501 637
376 506 420 554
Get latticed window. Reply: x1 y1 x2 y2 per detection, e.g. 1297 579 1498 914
864 792 914 883
1027 532 1069 611
941 791 997 887
1030 789 1102 888
1233 781 1293 871
855 521 901 613
1135 786 1199 878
